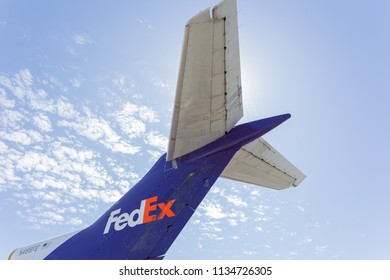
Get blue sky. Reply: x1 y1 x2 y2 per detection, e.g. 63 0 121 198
1 0 389 260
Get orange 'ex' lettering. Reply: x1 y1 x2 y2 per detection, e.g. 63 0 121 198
143 196 176 223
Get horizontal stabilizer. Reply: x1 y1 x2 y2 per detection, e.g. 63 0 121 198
221 138 305 190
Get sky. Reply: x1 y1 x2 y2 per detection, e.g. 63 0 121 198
0 0 389 260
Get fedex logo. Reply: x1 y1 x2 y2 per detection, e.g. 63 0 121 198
103 196 176 234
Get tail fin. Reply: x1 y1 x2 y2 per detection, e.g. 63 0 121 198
167 0 242 161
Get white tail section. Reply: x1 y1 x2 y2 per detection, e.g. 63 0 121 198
221 138 306 190
167 0 242 161
8 230 81 260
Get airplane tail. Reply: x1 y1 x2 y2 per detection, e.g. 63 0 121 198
43 114 293 260
8 0 305 260
9 113 298 260
166 0 305 190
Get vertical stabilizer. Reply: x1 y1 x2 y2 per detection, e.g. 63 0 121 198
167 0 242 161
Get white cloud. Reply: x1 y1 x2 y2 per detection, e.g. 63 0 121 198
41 75 68 92
66 207 77 214
200 201 227 219
115 116 146 139
118 102 159 122
58 108 140 154
117 102 137 115
41 177 68 190
0 109 25 129
0 140 7 153
0 69 167 235
33 191 62 204
243 250 258 256
299 237 313 245
20 203 85 226
0 88 15 108
225 194 248 208
113 102 160 140
70 78 82 88
99 189 123 203
109 141 140 154
0 148 22 189
201 233 224 241
33 114 52 132
41 211 65 223
4 70 32 101
210 185 222 194
73 33 93 45
28 89 57 113
315 245 328 253
66 217 83 226
250 189 261 198
15 69 33 87
144 131 168 151
0 69 34 106
147 150 164 162
57 98 78 119
253 204 270 215
9 137 115 204
0 131 32 145
153 79 171 90
113 74 135 94
51 143 96 162
0 74 12 91
27 129 44 142
16 151 48 172
138 106 159 123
